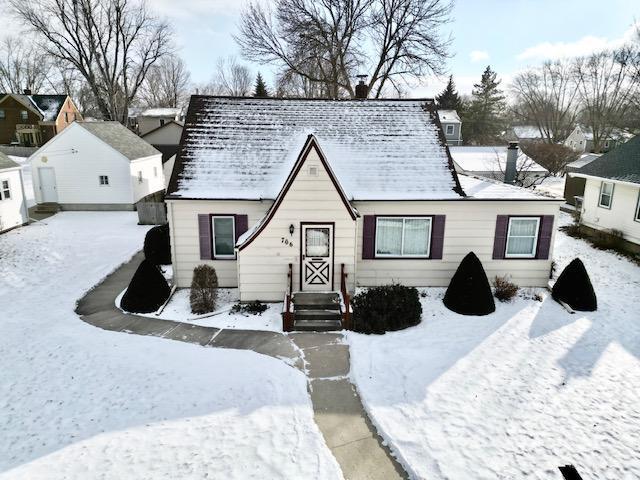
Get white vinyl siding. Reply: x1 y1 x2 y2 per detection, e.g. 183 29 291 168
598 182 614 208
0 168 27 233
212 216 235 258
505 217 540 258
375 217 431 257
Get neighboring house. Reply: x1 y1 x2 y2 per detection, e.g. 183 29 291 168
166 97 562 304
0 91 82 147
141 120 183 189
570 135 640 247
564 125 629 154
0 152 29 233
29 121 163 210
563 153 601 206
134 107 185 136
437 110 462 145
449 145 548 184
506 125 549 143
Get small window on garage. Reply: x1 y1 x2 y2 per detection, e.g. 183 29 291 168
137 171 143 183
99 175 109 186
635 192 640 222
154 166 158 178
0 179 11 200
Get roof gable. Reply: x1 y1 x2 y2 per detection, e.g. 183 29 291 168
76 122 160 160
577 135 640 184
0 151 20 170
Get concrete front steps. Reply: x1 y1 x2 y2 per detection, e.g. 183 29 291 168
292 292 343 331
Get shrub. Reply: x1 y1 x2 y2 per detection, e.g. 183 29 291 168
443 252 495 315
493 276 519 302
190 265 218 314
593 228 625 251
352 284 422 334
143 224 171 265
121 259 171 313
230 301 268 316
552 258 597 311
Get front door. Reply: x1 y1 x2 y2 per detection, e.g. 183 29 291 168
301 224 333 291
38 167 58 203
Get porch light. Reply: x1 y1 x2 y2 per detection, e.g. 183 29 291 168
289 224 295 236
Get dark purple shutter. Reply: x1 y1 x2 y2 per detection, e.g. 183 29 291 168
362 215 375 259
536 215 554 260
198 214 212 260
430 215 446 259
492 215 509 259
235 214 248 242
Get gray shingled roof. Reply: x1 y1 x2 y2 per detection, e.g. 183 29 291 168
0 151 20 170
77 122 159 160
578 135 640 184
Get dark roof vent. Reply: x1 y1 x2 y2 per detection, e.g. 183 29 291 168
355 74 368 99
23 88 32 95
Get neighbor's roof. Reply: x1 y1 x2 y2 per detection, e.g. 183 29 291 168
0 93 68 121
0 151 20 170
458 174 560 201
449 146 547 173
76 122 160 160
513 126 546 140
169 96 463 200
566 153 601 170
140 107 183 118
576 135 640 184
437 109 460 123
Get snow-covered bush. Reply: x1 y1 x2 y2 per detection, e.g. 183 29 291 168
230 301 268 316
552 258 597 311
144 224 171 265
121 259 171 313
443 252 495 315
352 284 422 334
190 265 218 314
493 275 519 302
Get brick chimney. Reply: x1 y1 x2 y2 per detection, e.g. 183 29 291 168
504 142 518 184
355 74 368 99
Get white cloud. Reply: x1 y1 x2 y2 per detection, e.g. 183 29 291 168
470 50 489 63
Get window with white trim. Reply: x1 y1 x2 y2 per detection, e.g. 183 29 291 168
446 125 454 135
137 171 143 183
211 216 235 258
20 110 28 121
505 217 540 258
99 175 109 186
375 217 431 257
635 192 640 222
0 179 10 200
598 182 614 208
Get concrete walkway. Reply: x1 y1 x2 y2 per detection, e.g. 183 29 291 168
75 252 407 480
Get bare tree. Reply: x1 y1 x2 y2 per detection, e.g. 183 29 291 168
236 0 452 99
139 55 191 107
214 57 252 96
10 0 173 123
488 148 552 189
510 60 579 143
520 141 579 176
0 36 54 92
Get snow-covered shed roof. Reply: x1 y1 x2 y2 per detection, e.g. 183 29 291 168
437 110 460 123
449 146 548 173
76 122 160 160
513 126 546 140
566 153 601 170
458 174 560 201
0 151 20 170
168 96 463 200
140 107 183 118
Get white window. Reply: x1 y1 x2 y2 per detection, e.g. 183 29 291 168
99 175 109 186
0 179 10 200
598 182 614 209
446 125 454 135
153 166 158 178
137 171 143 183
0 109 5 120
505 217 540 258
375 217 431 257
211 216 235 258
20 110 28 121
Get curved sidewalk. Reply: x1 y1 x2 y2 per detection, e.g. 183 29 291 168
75 252 407 480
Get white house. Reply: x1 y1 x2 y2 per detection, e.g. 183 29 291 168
135 107 184 136
571 135 640 247
167 97 563 328
141 120 183 189
29 121 164 210
0 152 28 233
437 110 462 145
564 125 629 154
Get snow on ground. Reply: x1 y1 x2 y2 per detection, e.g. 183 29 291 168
347 212 640 480
0 212 341 479
9 156 34 207
535 174 566 198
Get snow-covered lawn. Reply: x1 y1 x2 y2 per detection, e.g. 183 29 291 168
0 212 340 479
534 174 565 198
347 212 640 479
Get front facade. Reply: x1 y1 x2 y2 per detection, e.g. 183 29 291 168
29 122 163 210
167 97 562 302
437 110 462 146
564 125 626 154
0 153 28 233
136 108 184 136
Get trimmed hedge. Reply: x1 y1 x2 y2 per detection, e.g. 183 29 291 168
443 252 496 315
190 265 218 314
552 258 597 311
121 259 171 313
144 224 171 265
352 284 422 334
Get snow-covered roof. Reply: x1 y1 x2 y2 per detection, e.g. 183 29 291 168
458 174 560 200
449 146 548 173
140 107 183 118
76 122 160 160
437 110 460 123
513 126 546 140
0 151 20 170
566 153 601 169
169 97 463 200
29 95 68 122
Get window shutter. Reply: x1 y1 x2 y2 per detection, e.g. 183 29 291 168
198 214 212 260
235 214 249 241
362 215 375 259
430 215 446 259
536 215 554 260
492 215 509 259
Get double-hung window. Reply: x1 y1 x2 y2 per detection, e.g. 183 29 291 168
505 217 540 258
211 216 235 258
375 217 431 257
446 125 454 135
0 109 5 120
20 110 28 121
99 175 109 186
0 179 10 200
598 182 614 209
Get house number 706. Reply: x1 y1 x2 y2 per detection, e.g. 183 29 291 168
281 237 294 247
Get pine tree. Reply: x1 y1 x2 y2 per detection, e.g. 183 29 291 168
436 75 462 111
462 66 507 145
253 72 269 98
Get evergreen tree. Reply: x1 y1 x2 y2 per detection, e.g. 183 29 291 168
436 75 462 111
253 72 269 98
461 66 507 145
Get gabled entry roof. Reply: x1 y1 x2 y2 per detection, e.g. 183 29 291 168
167 96 464 200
